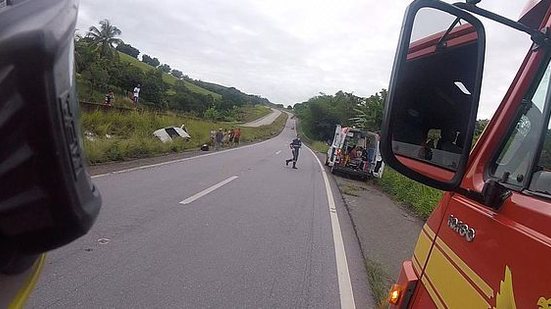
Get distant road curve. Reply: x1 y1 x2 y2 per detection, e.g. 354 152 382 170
242 108 282 127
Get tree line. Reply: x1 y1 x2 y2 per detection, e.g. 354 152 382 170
294 90 386 142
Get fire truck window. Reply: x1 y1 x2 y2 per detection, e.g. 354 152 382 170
492 59 551 187
530 120 551 195
530 66 551 194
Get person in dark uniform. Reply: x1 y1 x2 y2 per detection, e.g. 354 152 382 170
285 136 302 169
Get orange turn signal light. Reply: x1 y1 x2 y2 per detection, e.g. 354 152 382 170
388 284 402 305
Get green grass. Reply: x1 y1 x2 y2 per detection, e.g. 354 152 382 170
239 105 271 123
118 52 222 99
376 168 443 220
82 110 214 163
81 109 287 164
310 140 329 153
365 258 393 308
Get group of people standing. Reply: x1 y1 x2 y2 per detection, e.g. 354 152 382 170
213 128 241 150
103 84 140 107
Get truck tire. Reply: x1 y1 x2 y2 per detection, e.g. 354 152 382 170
325 156 329 166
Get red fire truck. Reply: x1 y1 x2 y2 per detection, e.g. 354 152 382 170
382 0 551 307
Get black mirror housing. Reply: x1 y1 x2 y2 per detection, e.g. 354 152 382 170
381 0 486 191
0 0 101 258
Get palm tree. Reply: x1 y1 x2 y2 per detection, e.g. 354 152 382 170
86 19 122 59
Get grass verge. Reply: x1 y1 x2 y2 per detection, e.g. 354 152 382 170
376 168 442 220
82 110 287 164
365 258 393 308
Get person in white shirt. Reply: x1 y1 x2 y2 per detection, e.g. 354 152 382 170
133 84 140 105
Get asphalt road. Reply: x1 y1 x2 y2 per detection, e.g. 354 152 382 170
242 108 282 127
27 117 373 308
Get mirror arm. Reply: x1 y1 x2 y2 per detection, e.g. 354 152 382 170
436 17 461 50
453 2 551 48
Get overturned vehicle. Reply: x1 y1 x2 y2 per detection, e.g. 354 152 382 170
325 125 384 180
153 125 191 143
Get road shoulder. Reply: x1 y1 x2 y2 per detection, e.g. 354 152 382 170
317 153 424 306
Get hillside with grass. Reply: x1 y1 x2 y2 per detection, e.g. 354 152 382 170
118 52 222 99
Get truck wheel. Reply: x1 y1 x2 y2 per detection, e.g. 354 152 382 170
325 156 329 166
331 164 337 174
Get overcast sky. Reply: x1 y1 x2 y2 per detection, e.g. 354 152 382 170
77 0 533 119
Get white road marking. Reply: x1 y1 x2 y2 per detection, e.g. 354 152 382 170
91 139 272 179
179 176 239 205
275 150 282 155
307 146 356 309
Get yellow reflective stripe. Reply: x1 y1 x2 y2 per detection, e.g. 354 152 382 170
420 275 446 309
435 237 494 299
8 254 46 309
413 225 433 268
412 255 423 275
423 224 436 240
424 248 491 308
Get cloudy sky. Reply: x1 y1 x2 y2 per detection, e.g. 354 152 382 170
77 0 533 119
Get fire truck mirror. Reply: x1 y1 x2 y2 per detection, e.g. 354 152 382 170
381 0 486 192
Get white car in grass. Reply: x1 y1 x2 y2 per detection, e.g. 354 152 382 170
153 125 191 143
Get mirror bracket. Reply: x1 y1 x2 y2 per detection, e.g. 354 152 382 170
454 2 551 49
481 179 512 210
457 179 511 211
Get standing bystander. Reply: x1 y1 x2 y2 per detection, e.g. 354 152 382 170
133 84 141 106
233 128 241 145
215 128 224 150
104 90 114 106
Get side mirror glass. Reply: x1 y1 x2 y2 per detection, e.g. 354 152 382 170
381 0 485 191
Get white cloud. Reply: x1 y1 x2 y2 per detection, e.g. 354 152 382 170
78 1 534 117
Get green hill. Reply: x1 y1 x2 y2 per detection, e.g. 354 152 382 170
118 52 222 99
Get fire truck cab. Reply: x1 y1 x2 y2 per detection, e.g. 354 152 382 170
382 0 551 307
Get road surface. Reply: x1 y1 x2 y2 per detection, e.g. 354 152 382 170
242 108 282 127
27 117 374 308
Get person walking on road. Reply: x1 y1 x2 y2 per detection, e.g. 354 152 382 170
285 136 302 169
